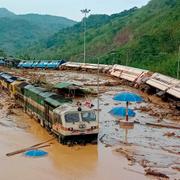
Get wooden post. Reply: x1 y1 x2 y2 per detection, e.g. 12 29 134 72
126 101 128 121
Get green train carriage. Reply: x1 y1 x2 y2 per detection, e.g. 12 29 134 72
0 72 99 144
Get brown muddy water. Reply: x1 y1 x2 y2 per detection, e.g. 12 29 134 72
0 69 180 180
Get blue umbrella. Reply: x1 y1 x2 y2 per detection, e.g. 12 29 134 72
113 92 143 121
109 107 136 117
113 92 143 102
24 150 48 157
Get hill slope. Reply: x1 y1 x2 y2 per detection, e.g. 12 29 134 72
27 0 180 77
0 8 76 55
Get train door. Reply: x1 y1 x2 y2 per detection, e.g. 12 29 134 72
44 102 53 131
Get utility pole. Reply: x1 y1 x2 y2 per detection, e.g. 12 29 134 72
177 46 180 79
81 9 91 65
97 57 100 124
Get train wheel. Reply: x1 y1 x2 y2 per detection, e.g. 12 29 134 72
58 135 66 145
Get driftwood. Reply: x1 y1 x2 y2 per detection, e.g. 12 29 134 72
99 134 106 143
161 147 180 155
123 167 144 175
145 168 169 178
6 137 55 157
146 122 180 129
134 120 180 130
30 137 55 148
116 148 135 162
163 132 176 137
6 144 51 157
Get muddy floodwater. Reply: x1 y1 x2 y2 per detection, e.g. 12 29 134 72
0 69 180 180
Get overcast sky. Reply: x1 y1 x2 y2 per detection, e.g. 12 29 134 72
0 0 150 21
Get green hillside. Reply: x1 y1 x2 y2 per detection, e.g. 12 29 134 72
26 0 179 77
0 8 76 55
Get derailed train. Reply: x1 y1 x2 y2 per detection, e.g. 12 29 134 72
60 62 180 107
0 72 99 144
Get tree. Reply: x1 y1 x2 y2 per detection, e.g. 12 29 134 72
0 49 7 57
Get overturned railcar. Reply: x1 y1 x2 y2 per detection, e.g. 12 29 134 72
145 73 180 107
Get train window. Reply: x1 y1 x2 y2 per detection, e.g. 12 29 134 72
65 113 80 123
81 111 96 122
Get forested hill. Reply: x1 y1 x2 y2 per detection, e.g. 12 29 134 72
25 0 179 78
0 8 76 54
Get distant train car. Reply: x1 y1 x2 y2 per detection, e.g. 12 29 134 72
81 63 112 73
31 61 40 68
146 73 180 96
146 73 179 91
60 62 83 71
110 64 150 86
9 78 25 97
17 61 25 68
44 60 65 69
60 62 111 73
167 83 180 99
17 60 66 70
0 73 17 92
22 61 34 68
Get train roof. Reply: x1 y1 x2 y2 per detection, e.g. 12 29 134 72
53 104 95 114
146 73 180 91
44 94 71 108
17 60 65 69
39 91 55 99
167 83 180 99
0 73 18 83
24 85 47 94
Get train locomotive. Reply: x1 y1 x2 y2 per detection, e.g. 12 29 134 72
0 72 99 144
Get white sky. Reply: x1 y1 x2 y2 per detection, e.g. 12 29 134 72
0 0 150 21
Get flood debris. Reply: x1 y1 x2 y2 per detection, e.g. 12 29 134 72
0 122 9 127
161 147 180 155
6 138 55 157
144 168 169 178
1 68 179 179
0 103 3 109
145 122 180 130
6 144 51 157
163 132 176 137
6 109 15 116
171 166 180 172
116 148 136 164
99 134 106 143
